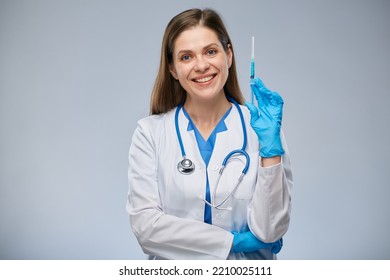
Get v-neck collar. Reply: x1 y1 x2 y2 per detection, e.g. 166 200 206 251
182 106 231 141
182 106 232 166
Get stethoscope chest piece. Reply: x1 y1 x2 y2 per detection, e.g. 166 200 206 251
177 158 195 175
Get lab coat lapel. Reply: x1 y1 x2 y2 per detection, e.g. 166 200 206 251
207 106 242 193
209 105 242 164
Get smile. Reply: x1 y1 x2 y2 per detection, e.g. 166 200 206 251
192 75 216 83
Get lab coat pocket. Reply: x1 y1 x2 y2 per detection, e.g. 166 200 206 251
162 161 205 220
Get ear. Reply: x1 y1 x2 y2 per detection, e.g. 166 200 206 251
169 64 179 80
227 44 233 68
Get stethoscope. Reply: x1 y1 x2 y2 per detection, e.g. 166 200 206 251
175 96 250 210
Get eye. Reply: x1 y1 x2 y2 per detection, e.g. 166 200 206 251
206 49 217 56
180 54 192 61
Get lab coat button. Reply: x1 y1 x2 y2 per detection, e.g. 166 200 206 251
212 165 219 171
216 213 223 219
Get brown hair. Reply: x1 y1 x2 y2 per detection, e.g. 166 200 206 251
150 8 244 115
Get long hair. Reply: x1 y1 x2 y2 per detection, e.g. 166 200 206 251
150 8 244 115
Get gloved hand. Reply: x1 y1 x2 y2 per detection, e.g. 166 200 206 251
231 231 283 254
245 77 285 158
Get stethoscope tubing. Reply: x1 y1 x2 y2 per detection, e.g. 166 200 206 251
175 96 250 210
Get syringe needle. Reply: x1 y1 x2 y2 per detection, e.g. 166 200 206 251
250 36 255 104
251 36 255 61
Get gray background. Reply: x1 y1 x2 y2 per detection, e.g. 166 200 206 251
1 0 389 260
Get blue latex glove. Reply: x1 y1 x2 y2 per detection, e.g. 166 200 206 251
231 231 283 254
245 77 285 158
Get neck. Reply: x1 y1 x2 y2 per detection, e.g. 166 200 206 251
183 95 231 139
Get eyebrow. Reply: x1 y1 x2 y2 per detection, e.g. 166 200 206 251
176 43 220 57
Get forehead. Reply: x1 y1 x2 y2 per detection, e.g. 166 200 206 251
173 25 221 53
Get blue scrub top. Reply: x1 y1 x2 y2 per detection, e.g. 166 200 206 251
183 106 232 224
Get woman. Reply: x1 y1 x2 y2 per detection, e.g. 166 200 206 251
127 8 293 260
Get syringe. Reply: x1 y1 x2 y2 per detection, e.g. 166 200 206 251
250 36 255 104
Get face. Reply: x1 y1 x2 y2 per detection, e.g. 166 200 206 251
169 25 232 103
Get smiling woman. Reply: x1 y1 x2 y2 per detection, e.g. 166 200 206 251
126 8 293 260
168 26 233 139
150 8 244 115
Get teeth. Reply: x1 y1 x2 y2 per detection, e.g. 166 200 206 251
194 75 214 83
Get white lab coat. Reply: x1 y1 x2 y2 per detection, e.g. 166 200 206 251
127 103 293 260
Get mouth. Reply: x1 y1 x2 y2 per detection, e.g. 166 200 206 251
192 74 216 84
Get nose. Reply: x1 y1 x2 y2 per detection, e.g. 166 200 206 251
194 56 210 72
